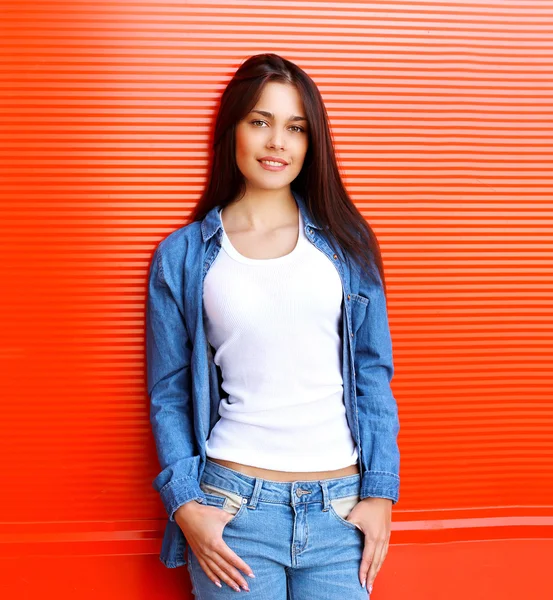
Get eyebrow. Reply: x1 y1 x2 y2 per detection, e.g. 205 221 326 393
249 109 307 123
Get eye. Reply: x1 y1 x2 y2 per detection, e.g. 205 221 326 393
250 120 305 133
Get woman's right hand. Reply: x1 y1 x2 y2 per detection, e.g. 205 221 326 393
174 500 255 592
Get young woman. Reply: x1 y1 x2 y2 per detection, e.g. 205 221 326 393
146 53 400 599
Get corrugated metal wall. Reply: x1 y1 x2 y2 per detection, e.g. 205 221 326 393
1 1 552 598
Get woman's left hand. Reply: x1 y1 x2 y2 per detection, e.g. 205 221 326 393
347 497 393 593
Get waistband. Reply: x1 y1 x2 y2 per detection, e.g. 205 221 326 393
202 459 361 506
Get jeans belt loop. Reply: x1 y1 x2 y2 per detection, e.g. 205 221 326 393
248 477 263 509
319 480 330 512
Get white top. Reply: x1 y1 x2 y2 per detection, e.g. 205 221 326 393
202 207 358 471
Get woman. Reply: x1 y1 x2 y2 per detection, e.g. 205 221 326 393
146 53 400 598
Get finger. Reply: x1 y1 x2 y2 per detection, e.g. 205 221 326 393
366 538 387 590
196 554 224 590
210 544 252 591
379 534 390 565
359 538 376 588
217 541 255 579
204 553 248 592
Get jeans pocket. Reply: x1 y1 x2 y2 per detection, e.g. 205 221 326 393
328 494 361 531
199 481 248 525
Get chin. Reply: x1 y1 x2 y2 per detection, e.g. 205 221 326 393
256 178 295 190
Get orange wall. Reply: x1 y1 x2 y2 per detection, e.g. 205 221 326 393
1 1 552 598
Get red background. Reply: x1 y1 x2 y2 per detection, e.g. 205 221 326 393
1 1 552 598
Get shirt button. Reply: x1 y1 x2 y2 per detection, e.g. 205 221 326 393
242 498 247 504
347 294 350 300
333 254 338 260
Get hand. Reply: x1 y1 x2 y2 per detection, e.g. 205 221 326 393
174 500 255 592
346 497 392 593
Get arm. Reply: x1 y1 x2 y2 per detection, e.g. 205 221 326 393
354 267 400 504
146 242 206 521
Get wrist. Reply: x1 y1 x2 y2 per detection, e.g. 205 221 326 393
361 496 393 504
174 498 204 519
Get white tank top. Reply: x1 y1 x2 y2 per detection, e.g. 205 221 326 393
202 207 358 471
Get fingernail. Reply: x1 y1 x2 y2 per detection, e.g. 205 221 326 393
242 585 250 592
215 581 222 588
233 585 241 592
248 572 256 578
369 584 373 593
362 579 366 588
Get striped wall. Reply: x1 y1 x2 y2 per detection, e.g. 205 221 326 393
1 1 552 598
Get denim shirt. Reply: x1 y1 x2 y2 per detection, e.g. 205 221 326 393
146 190 400 568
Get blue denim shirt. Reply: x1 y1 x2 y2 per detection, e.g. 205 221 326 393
146 190 400 568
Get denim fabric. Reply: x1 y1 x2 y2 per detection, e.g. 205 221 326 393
146 189 400 568
187 459 370 599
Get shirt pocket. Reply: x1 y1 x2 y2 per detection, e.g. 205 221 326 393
349 293 369 336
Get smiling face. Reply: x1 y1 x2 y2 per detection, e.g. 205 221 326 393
234 81 309 193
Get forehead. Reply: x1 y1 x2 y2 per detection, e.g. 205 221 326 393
253 81 304 112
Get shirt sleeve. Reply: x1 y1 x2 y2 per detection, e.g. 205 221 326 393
146 242 206 521
354 265 401 504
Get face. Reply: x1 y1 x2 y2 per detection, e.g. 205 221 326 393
234 81 309 193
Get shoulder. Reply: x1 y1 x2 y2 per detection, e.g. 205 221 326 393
151 220 203 284
157 220 200 254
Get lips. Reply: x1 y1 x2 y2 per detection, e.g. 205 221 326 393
258 157 289 165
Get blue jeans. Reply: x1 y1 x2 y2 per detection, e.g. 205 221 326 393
187 458 370 599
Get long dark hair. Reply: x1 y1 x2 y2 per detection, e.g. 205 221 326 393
189 53 388 295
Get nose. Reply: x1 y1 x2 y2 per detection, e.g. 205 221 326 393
267 131 285 150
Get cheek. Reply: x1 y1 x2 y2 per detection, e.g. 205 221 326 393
235 129 259 162
235 131 246 155
293 139 309 166
234 136 253 170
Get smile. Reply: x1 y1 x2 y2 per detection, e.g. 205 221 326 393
258 160 288 171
